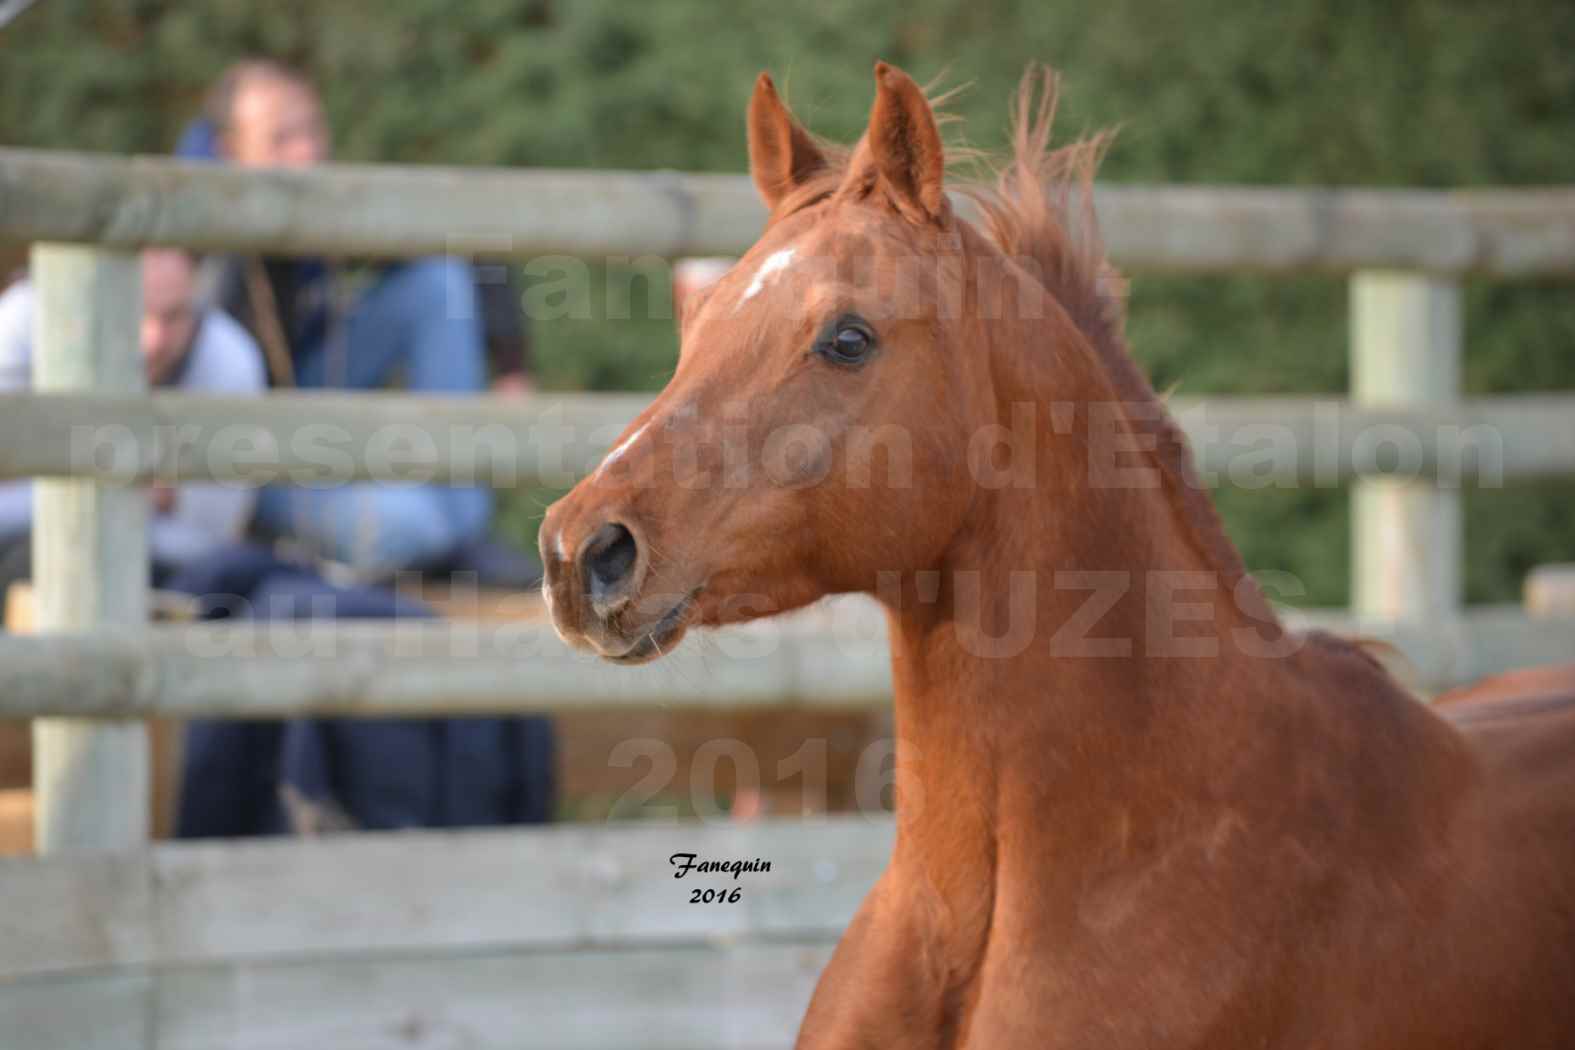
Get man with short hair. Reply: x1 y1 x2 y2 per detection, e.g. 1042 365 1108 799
160 61 555 841
206 59 328 170
185 59 496 581
0 248 266 588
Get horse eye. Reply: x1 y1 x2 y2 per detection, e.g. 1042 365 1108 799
818 317 876 366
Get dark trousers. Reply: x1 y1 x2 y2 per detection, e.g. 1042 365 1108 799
165 543 554 837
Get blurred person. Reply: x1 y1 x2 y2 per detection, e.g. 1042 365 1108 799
165 59 554 840
178 68 535 398
0 248 266 598
184 59 501 581
473 259 535 396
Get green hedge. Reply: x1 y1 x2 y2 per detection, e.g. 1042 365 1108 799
4 0 1572 603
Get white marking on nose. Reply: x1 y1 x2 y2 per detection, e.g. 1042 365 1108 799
736 248 796 309
594 422 650 480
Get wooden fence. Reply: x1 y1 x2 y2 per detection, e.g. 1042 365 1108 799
1 147 1573 1049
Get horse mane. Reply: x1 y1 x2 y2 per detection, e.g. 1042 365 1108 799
961 68 1264 610
961 71 1127 381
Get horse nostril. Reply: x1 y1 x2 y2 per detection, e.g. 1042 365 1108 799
581 522 639 606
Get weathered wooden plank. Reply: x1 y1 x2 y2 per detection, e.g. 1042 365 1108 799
0 943 833 1050
1 390 1573 485
0 843 153 975
1171 394 1572 486
0 817 888 980
1092 184 1575 276
152 819 884 970
4 149 1575 275
0 606 1569 720
0 390 650 485
0 604 894 718
0 149 763 263
161 944 832 1050
0 974 152 1050
28 244 150 856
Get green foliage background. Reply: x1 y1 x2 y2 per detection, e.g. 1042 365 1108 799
4 0 1572 605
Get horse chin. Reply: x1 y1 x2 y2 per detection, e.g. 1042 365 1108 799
600 590 700 665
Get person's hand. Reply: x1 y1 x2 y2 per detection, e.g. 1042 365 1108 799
151 483 177 516
491 372 534 397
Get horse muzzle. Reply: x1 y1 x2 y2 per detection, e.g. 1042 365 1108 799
539 510 697 664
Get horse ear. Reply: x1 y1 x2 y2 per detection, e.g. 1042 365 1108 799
747 73 828 212
856 61 948 225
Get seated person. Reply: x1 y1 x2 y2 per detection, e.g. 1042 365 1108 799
163 60 555 839
183 59 493 581
0 248 266 595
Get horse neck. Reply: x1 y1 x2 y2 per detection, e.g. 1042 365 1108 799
877 264 1298 856
875 257 1474 906
866 244 1476 977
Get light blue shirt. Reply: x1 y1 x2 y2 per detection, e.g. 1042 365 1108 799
0 279 267 567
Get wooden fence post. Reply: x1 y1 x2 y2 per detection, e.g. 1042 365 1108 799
30 244 150 853
1350 271 1463 627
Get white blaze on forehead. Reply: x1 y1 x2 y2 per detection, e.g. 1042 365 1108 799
594 422 650 480
735 247 796 310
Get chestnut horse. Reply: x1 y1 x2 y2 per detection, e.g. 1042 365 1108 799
541 63 1575 1048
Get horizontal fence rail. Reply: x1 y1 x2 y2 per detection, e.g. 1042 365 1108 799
2 390 1573 485
0 817 889 1050
0 605 1565 719
0 817 889 981
0 391 651 485
5 148 1575 274
3 946 833 1050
